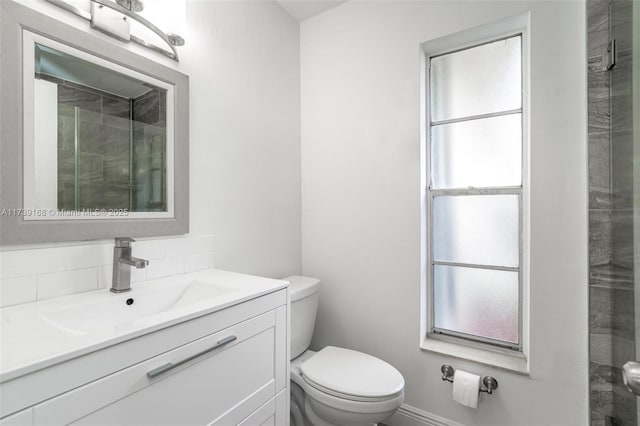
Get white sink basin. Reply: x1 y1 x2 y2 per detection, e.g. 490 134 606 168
41 281 235 336
0 268 288 382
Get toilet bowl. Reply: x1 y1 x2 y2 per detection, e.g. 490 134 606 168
285 276 405 426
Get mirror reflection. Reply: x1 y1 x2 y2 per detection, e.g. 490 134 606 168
34 43 168 213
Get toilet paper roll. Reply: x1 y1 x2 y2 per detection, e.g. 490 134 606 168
452 370 480 408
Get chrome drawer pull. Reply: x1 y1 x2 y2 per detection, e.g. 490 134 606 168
146 335 238 379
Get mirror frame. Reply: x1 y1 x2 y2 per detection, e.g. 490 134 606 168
0 1 189 244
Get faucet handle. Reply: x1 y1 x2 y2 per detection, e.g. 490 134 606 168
115 237 136 247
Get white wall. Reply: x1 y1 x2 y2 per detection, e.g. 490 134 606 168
183 0 301 278
300 1 588 425
1 0 301 306
184 1 301 277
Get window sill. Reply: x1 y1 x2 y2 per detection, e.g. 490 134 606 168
421 336 529 375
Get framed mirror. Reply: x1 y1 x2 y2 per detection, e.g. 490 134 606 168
1 2 189 244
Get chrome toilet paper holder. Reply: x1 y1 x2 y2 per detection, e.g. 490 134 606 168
441 364 499 395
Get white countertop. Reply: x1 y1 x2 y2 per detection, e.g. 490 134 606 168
0 268 288 382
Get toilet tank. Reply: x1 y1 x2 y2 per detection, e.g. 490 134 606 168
284 275 320 360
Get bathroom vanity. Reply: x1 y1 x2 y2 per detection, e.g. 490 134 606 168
0 269 289 425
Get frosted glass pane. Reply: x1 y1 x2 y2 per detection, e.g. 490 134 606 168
433 265 519 344
430 36 521 121
431 114 522 189
433 195 519 267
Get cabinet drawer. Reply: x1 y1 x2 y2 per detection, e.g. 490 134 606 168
237 390 288 426
34 310 278 425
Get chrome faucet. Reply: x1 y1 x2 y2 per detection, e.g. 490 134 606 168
111 237 149 293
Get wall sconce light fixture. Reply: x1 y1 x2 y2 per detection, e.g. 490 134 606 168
45 0 185 61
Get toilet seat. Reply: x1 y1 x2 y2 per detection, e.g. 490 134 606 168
299 346 405 401
301 374 405 415
290 348 405 426
302 375 403 402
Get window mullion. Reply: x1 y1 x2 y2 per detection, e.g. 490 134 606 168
432 328 520 351
432 260 518 273
430 186 522 196
431 107 522 127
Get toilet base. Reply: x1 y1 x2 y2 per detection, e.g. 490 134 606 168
305 394 379 426
290 370 397 426
290 349 402 426
290 390 379 426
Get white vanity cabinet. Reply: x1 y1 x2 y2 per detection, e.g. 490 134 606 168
0 286 289 426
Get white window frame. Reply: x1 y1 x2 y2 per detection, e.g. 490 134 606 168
419 13 530 373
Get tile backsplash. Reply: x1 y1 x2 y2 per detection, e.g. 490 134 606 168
0 234 215 307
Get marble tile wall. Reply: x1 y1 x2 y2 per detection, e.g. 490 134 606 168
55 81 132 210
131 89 167 212
46 77 170 213
588 1 636 425
132 89 165 125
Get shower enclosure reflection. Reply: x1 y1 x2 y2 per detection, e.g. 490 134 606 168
53 79 167 212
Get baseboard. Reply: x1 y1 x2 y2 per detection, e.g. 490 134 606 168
385 404 464 426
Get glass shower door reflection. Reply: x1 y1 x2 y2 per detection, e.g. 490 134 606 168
33 40 168 216
54 86 167 213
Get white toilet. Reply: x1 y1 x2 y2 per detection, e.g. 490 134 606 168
285 275 405 426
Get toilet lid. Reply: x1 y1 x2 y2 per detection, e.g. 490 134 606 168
300 346 404 399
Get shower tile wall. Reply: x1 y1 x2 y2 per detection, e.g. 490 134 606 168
132 89 167 212
56 82 165 211
57 83 131 210
588 1 636 425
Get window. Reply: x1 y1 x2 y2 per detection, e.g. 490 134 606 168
426 34 524 352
